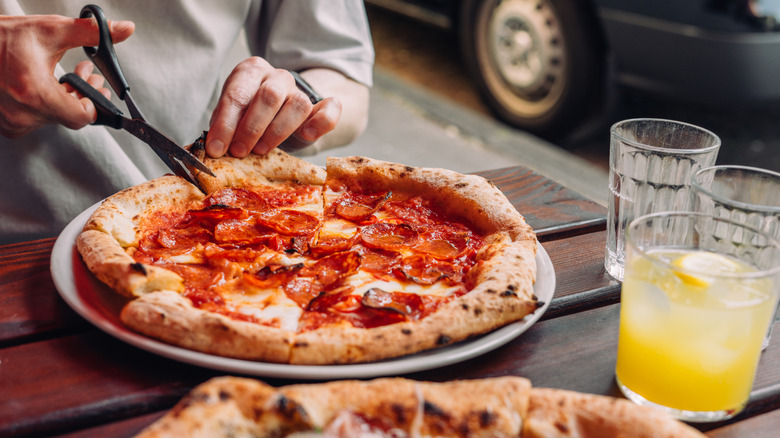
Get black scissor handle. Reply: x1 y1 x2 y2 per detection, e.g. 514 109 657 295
80 4 130 102
59 73 124 129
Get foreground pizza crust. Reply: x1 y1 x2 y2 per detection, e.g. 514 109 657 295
77 150 539 364
133 377 706 438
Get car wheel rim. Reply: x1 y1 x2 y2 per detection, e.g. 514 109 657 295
483 0 567 116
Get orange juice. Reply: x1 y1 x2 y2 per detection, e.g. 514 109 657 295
616 248 776 415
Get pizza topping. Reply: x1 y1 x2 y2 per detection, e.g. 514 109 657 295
155 226 211 249
361 222 418 251
301 251 361 289
185 205 248 227
334 191 391 222
356 247 402 276
362 288 419 317
414 226 471 260
398 254 460 285
304 289 409 329
214 218 273 245
243 264 304 289
126 181 491 333
256 209 320 236
206 187 268 211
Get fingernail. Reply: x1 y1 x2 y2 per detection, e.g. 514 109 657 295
253 141 271 155
303 127 318 141
206 139 225 157
231 142 249 157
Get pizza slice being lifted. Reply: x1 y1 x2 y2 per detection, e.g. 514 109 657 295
77 150 539 364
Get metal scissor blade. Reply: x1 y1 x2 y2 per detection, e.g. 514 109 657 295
119 118 215 177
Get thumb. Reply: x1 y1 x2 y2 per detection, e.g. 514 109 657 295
57 17 135 50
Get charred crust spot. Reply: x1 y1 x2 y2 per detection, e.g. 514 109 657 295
401 328 413 335
436 334 451 345
293 341 310 348
391 403 409 424
130 262 147 275
404 166 414 172
486 289 497 294
536 301 546 308
218 390 231 401
454 182 468 188
276 395 297 417
501 290 517 297
555 421 569 433
461 304 469 310
507 284 517 292
174 392 209 415
423 400 448 418
474 307 483 316
479 410 497 427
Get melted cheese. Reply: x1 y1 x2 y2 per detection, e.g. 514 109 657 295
343 270 463 297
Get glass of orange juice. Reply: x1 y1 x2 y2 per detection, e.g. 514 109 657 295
616 212 780 422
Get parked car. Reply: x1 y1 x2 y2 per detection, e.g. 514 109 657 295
367 0 780 140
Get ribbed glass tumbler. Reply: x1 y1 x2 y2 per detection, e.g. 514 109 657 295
605 119 721 281
691 165 780 349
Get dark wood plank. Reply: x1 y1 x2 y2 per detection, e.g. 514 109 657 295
53 411 166 438
541 230 621 319
476 166 607 239
0 238 86 346
21 306 778 437
0 332 221 438
707 409 780 437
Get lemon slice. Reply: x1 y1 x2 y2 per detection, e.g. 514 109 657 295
671 252 741 288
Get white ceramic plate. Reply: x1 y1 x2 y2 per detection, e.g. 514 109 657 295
51 203 555 379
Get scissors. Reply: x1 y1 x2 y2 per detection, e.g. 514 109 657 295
59 4 214 194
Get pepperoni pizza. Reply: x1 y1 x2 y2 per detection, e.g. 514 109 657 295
77 150 538 364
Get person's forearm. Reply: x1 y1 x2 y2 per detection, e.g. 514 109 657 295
300 68 369 152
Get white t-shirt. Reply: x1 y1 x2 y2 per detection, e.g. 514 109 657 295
0 0 374 244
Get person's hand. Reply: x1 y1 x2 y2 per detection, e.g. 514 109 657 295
205 57 342 158
0 15 134 138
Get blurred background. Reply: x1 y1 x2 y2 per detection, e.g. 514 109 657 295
365 0 780 173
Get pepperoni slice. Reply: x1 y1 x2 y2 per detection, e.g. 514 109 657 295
356 247 401 276
361 288 426 318
383 196 440 226
185 205 248 229
334 191 391 221
361 223 418 251
414 226 470 260
303 251 361 288
256 209 320 236
156 226 213 249
244 264 303 289
398 254 460 285
309 236 356 257
206 187 268 211
214 218 273 245
304 290 408 329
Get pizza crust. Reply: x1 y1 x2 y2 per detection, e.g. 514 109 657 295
77 230 184 298
133 377 705 438
197 149 326 192
523 388 706 438
121 291 294 363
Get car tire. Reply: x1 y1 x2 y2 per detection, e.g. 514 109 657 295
459 0 605 140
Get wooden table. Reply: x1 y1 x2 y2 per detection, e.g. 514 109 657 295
1 165 778 437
